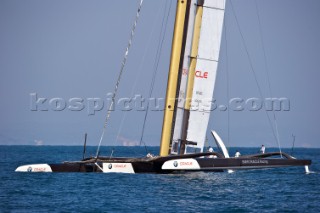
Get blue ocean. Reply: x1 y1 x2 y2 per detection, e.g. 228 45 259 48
1 146 319 212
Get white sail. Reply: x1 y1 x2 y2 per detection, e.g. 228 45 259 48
171 0 197 154
186 0 226 153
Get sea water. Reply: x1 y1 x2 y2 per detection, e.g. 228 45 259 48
1 146 319 213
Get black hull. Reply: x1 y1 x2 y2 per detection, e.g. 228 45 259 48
42 152 311 173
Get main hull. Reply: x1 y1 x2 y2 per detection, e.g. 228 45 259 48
16 152 311 174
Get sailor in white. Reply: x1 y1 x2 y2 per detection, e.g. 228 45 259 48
146 153 154 158
208 146 214 153
208 146 217 158
235 150 241 158
260 145 266 154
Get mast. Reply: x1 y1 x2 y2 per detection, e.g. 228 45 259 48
160 0 226 156
179 0 204 154
159 0 189 156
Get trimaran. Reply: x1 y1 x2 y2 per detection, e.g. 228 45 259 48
16 0 311 174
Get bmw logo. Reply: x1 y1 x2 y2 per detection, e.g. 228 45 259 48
173 161 178 167
108 164 112 169
27 167 32 172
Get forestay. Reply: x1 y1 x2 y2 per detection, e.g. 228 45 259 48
186 0 226 153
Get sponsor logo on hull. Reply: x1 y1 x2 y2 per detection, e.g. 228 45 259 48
15 164 52 172
242 159 269 165
162 159 200 170
102 163 135 174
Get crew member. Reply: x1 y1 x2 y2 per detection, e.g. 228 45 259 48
208 146 216 158
146 153 154 158
260 145 266 154
208 146 214 153
235 150 241 158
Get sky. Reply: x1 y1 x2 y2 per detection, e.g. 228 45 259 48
0 0 320 148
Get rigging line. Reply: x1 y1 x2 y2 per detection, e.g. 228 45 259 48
229 1 279 151
223 12 230 149
95 0 144 158
254 0 282 156
114 0 167 158
290 134 295 156
139 0 173 151
139 0 172 153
